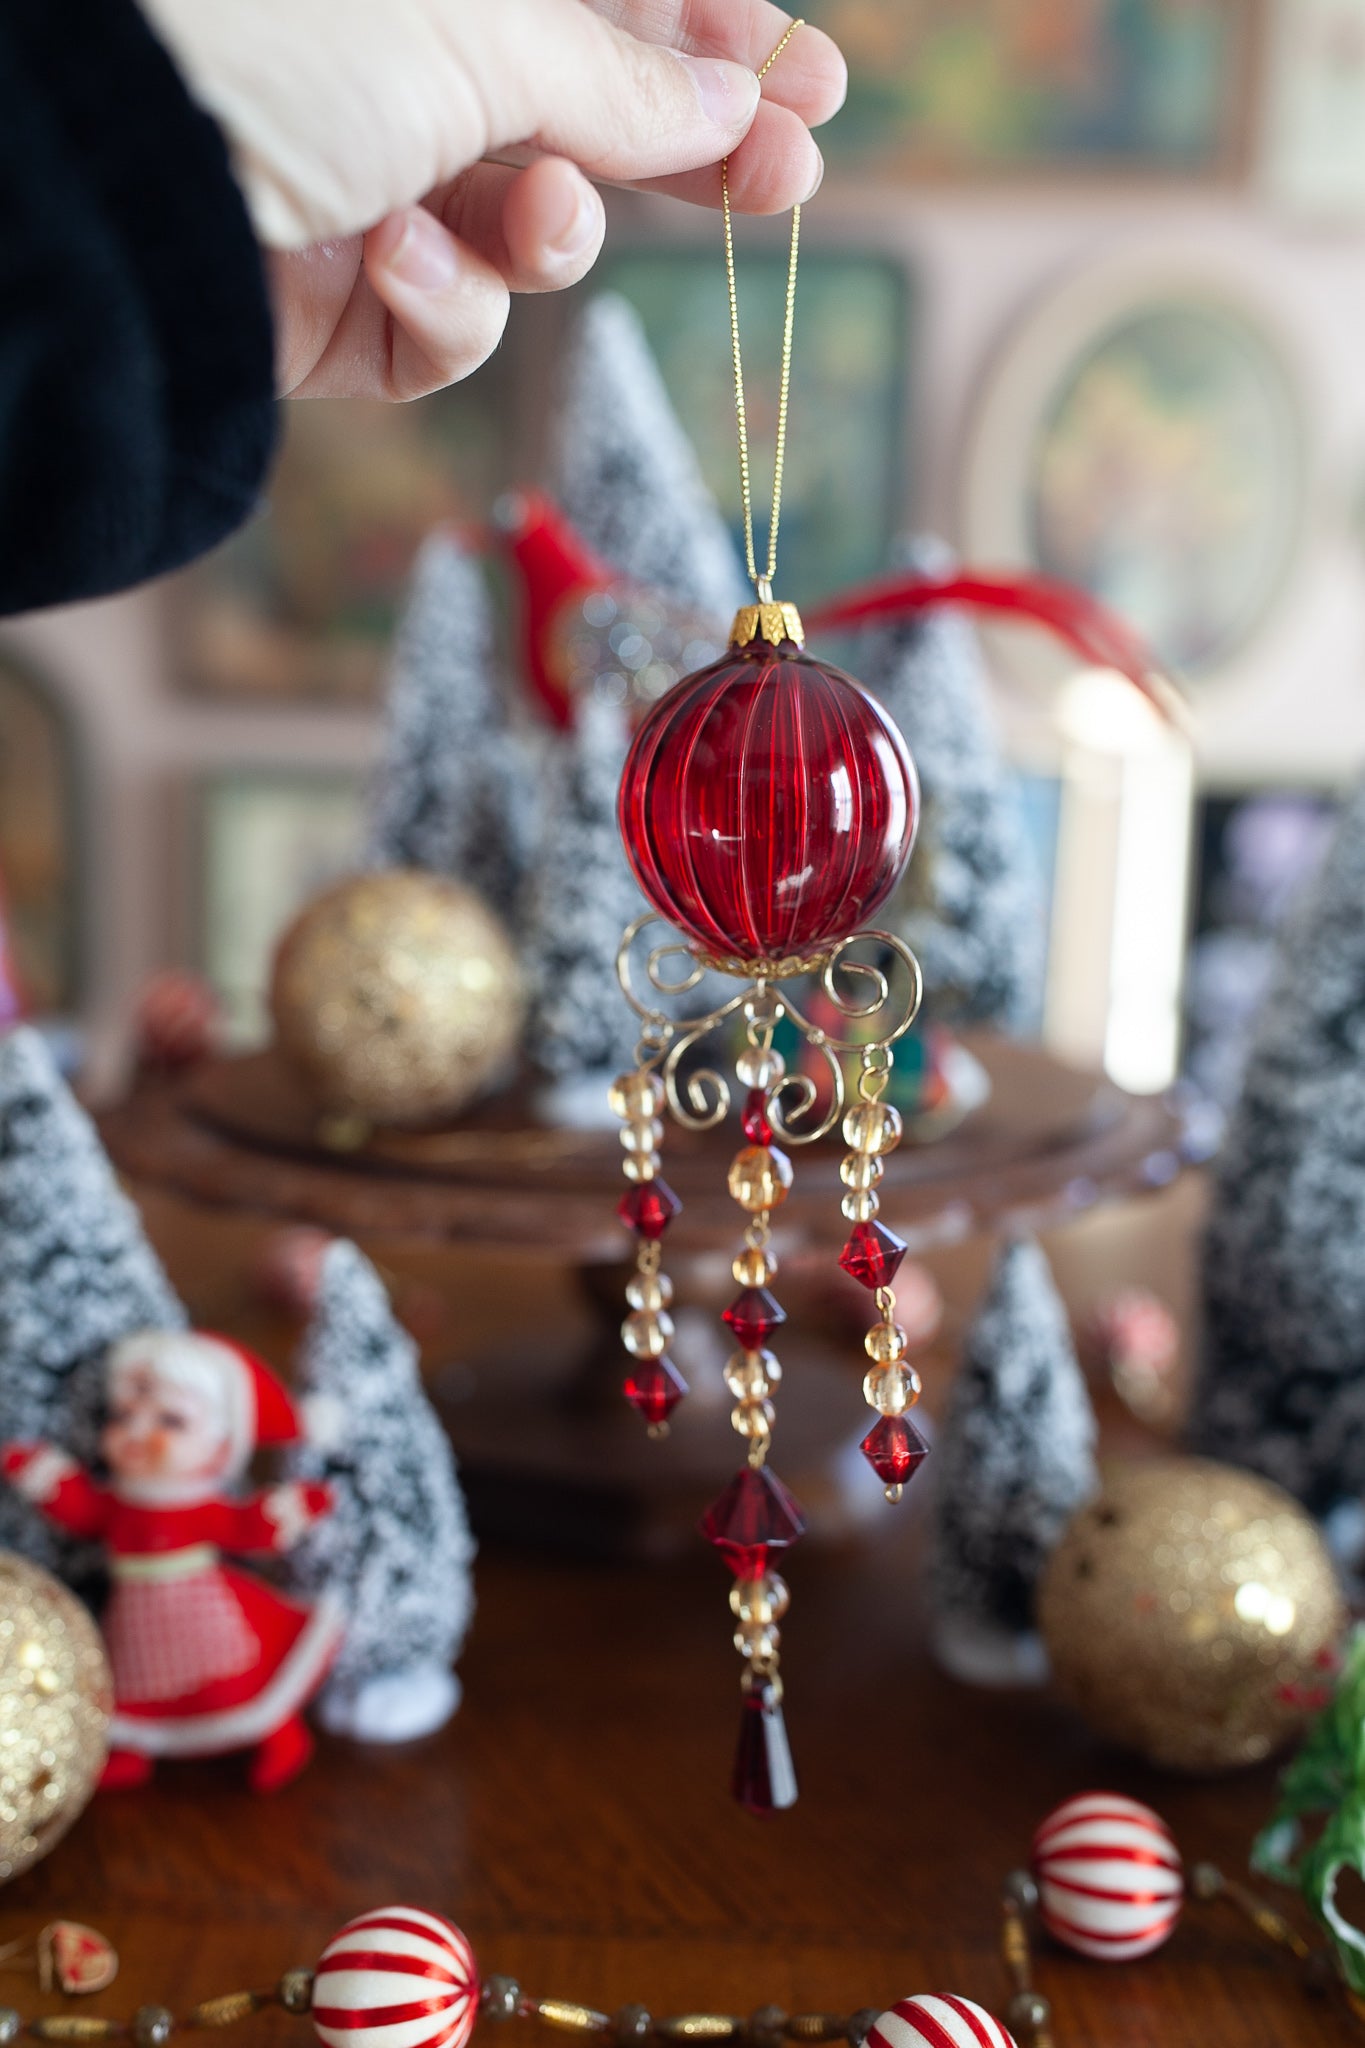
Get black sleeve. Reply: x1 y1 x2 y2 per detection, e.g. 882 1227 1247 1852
0 0 277 616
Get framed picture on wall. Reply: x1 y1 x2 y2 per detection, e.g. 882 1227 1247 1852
197 769 366 1043
0 644 81 1015
962 253 1308 682
597 246 910 602
801 0 1252 182
174 351 515 706
1258 0 1365 216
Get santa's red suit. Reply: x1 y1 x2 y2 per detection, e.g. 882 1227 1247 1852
2 1331 342 1792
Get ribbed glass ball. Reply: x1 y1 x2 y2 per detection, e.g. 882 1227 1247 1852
618 641 918 965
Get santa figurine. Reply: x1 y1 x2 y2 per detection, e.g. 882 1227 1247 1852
2 1329 343 1792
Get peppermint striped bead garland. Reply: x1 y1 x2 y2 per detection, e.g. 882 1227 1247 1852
1032 1792 1184 1961
867 1994 1016 2048
312 1907 480 2048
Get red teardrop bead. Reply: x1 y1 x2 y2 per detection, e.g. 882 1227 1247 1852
839 1219 908 1291
860 1414 930 1488
741 1089 774 1145
617 1178 681 1241
699 1464 806 1579
722 1286 787 1352
618 642 919 966
733 1680 798 1814
623 1356 688 1428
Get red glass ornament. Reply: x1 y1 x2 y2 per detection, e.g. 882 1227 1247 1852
618 1179 681 1241
839 1220 908 1292
699 1464 806 1579
733 1680 798 1814
860 1414 930 1488
623 1356 688 1428
618 640 918 965
722 1286 787 1352
741 1089 774 1144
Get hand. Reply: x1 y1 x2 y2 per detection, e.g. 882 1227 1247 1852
139 0 845 400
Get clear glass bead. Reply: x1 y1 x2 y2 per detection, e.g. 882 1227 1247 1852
621 1153 660 1184
732 1396 776 1439
609 1071 664 1121
724 1350 781 1400
733 1244 777 1287
840 1153 884 1191
864 1322 908 1362
622 1309 674 1358
736 1046 785 1089
620 1118 664 1153
843 1101 904 1156
733 1618 781 1661
626 1270 673 1313
863 1362 920 1414
729 1573 790 1625
728 1145 793 1213
841 1188 880 1224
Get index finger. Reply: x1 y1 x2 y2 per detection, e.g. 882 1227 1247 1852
588 0 847 126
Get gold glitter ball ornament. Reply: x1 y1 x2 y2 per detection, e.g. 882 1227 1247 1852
0 1553 110 1882
271 871 524 1128
1038 1457 1345 1774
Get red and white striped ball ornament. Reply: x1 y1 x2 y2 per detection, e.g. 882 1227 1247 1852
867 1995 1016 2048
312 1907 480 2048
1031 1792 1184 1961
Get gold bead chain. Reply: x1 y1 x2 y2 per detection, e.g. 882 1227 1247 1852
720 19 804 605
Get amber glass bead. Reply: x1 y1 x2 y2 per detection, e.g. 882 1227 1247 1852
621 1153 660 1184
618 1180 680 1239
733 1618 780 1662
865 1322 908 1362
622 1309 673 1358
843 1101 904 1156
732 1396 776 1439
736 1045 784 1089
863 1362 920 1415
729 1574 790 1625
610 1071 664 1121
841 1188 880 1224
733 1244 777 1287
724 1350 781 1400
839 1153 884 1192
728 1144 793 1213
619 1118 664 1153
626 1270 673 1314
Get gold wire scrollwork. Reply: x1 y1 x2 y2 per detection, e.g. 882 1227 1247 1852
616 917 924 1147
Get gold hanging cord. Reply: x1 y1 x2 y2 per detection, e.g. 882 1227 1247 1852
721 20 806 647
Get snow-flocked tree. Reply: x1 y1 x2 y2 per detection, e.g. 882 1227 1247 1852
520 692 647 1088
859 537 1045 1031
1192 777 1365 1512
286 1238 474 1741
931 1237 1097 1684
366 528 529 923
0 1027 185 1571
546 293 746 623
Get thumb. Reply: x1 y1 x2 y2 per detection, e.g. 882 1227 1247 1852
470 0 762 185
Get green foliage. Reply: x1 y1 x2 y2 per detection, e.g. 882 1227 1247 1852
1254 1630 1365 1988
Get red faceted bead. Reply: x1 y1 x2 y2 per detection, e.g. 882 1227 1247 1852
699 1464 806 1578
617 1178 681 1241
722 1286 786 1352
618 642 919 965
741 1089 774 1145
839 1219 908 1291
623 1356 688 1428
860 1414 930 1488
733 1680 798 1814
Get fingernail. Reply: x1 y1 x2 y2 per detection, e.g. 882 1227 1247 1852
679 53 761 130
803 147 825 202
548 183 601 259
383 208 459 290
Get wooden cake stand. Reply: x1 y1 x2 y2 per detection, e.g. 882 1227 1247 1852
101 1039 1195 1555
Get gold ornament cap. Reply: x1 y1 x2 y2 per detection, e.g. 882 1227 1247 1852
730 600 805 651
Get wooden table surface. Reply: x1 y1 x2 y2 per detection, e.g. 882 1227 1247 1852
6 1177 1354 2048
